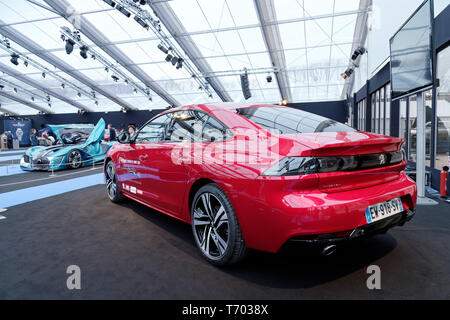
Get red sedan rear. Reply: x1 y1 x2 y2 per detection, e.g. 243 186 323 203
104 104 417 266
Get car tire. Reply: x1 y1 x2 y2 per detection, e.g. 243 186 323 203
191 184 247 266
66 149 83 169
105 161 125 203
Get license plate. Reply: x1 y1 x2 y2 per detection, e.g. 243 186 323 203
365 198 404 224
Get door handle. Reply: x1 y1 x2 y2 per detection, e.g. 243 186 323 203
139 154 148 162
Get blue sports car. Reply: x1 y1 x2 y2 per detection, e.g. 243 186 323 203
20 118 114 171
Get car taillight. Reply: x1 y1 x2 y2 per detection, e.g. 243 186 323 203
262 152 405 176
262 156 358 176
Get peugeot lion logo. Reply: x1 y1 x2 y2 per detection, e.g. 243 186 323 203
379 154 387 165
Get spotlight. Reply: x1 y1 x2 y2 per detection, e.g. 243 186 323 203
240 69 251 100
80 46 89 59
165 54 173 62
124 79 129 85
42 72 46 78
111 75 119 82
208 94 213 100
134 16 149 29
77 109 86 115
46 95 51 102
10 53 19 66
77 92 81 98
133 88 138 95
121 107 127 113
30 96 35 102
157 44 169 54
61 83 65 89
266 74 273 83
280 99 288 106
48 103 52 108
103 0 116 8
341 68 354 79
91 54 96 60
95 100 99 106
0 85 4 90
176 58 183 70
104 67 109 73
13 87 18 93
140 0 146 5
24 60 28 67
116 5 131 18
351 46 366 61
171 56 179 66
65 39 75 55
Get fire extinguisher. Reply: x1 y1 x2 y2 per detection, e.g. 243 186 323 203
441 166 449 198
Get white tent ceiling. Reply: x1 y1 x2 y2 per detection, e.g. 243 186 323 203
0 0 365 115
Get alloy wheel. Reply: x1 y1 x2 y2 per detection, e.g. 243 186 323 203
105 163 118 200
68 150 82 168
192 192 230 260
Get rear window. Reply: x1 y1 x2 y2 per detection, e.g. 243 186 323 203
236 107 356 134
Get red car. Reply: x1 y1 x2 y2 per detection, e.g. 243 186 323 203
104 104 417 266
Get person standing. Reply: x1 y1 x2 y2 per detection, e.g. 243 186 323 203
30 128 38 146
6 131 13 149
128 124 136 137
108 124 116 141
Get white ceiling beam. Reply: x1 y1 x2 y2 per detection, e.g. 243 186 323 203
0 62 91 112
254 0 292 102
148 1 232 102
44 0 180 107
0 91 53 114
341 0 372 99
0 19 136 111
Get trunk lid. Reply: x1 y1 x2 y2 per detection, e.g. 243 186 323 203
284 131 406 193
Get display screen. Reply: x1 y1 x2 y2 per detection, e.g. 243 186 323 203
390 0 433 100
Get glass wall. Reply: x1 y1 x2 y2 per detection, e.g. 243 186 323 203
435 47 450 170
370 83 391 136
406 91 432 166
400 98 408 154
386 83 391 136
408 95 418 162
357 99 366 131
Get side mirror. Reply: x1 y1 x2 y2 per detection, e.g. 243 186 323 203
118 132 131 144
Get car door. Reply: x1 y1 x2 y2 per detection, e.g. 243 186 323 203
118 113 172 201
137 110 207 217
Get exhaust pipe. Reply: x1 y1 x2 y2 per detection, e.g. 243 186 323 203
321 245 337 256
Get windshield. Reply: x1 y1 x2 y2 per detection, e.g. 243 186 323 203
59 128 94 144
236 107 356 134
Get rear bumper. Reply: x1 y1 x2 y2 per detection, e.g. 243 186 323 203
285 209 415 246
234 173 417 253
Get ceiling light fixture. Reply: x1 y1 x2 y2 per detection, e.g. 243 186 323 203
351 46 367 61
79 45 89 59
10 53 19 66
341 68 354 79
116 5 131 18
103 0 116 8
65 39 75 55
